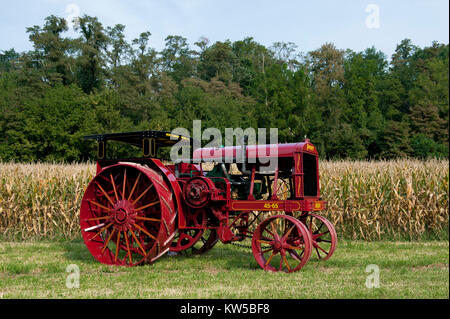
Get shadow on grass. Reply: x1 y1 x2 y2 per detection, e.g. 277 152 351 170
206 242 342 272
155 242 258 270
56 238 99 265
210 243 262 271
56 237 264 271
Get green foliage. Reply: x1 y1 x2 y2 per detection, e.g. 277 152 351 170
380 120 413 159
411 134 449 159
0 16 448 162
0 49 19 72
19 85 96 161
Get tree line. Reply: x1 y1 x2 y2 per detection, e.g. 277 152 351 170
0 15 448 162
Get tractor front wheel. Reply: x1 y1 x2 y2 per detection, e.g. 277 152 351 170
252 215 312 273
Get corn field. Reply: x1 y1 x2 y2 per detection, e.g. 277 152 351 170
0 163 96 240
0 160 448 241
319 159 449 240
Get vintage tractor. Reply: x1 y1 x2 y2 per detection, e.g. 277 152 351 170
80 130 337 272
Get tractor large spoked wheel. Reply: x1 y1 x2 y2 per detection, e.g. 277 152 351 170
252 215 312 273
300 214 337 261
80 163 176 266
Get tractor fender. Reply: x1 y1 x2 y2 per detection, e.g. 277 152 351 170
146 159 187 228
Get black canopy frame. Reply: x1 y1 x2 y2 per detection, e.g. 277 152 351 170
84 130 193 160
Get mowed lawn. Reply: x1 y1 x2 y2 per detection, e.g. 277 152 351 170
0 239 448 299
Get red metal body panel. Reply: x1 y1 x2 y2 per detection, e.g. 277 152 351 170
227 200 326 212
149 159 187 229
193 141 318 161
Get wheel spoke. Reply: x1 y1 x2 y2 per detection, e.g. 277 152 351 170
122 169 127 200
133 223 157 241
84 215 110 222
289 248 305 261
135 216 161 222
265 251 276 266
261 235 274 241
91 222 113 239
110 173 119 202
131 184 154 205
270 222 277 238
101 228 116 253
316 221 325 233
315 246 321 259
115 230 121 262
88 200 111 212
283 254 291 272
315 230 330 238
282 225 295 241
128 172 141 201
124 231 132 264
264 228 276 238
95 182 115 207
287 244 304 250
316 244 329 255
129 229 147 256
135 200 160 212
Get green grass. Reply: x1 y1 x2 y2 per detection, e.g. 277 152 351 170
0 239 448 299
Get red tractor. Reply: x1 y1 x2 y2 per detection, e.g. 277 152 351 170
80 130 337 272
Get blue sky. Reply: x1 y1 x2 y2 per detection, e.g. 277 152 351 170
1 0 448 58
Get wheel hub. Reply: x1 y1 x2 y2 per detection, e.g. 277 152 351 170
115 208 127 223
273 240 282 252
113 200 135 225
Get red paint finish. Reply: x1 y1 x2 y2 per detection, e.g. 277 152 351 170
80 137 336 273
193 142 318 162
